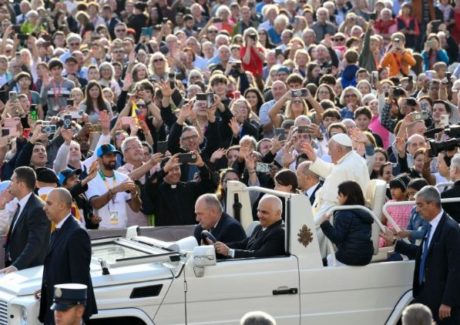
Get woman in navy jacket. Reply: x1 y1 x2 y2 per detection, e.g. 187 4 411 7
320 180 374 266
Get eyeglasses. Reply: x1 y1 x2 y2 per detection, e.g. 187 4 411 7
113 50 124 54
292 100 302 104
153 58 164 63
69 43 80 46
126 146 142 151
208 30 218 34
181 134 198 141
345 94 357 98
136 104 146 108
333 38 345 42
115 29 126 33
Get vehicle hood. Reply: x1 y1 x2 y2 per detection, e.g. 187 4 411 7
0 266 43 296
0 261 178 297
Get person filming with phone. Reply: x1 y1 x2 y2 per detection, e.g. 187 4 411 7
146 151 215 226
421 34 450 71
381 33 416 77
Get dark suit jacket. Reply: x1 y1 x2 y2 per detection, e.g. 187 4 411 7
193 212 246 244
38 216 97 324
307 181 323 205
229 219 285 258
441 181 460 223
395 213 460 324
4 193 50 270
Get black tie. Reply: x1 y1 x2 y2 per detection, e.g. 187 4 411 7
50 228 60 247
5 204 20 262
7 204 21 238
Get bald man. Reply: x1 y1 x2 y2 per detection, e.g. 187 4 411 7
296 161 323 205
194 194 246 245
39 188 97 324
215 195 285 258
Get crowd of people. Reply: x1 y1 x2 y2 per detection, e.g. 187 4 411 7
0 0 459 322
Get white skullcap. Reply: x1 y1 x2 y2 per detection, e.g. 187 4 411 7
331 133 352 147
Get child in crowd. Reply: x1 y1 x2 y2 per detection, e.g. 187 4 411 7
397 178 430 244
379 174 412 247
340 49 360 88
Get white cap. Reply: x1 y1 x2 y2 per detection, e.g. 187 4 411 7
331 133 352 147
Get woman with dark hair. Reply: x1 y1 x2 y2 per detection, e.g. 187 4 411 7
78 80 113 123
244 87 264 118
257 29 275 49
216 169 240 209
371 148 389 179
306 62 321 85
274 169 298 193
319 180 374 266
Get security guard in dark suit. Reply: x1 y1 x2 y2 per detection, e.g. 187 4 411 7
383 186 460 324
51 283 87 325
39 188 97 324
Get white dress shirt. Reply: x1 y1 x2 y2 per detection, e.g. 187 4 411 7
426 210 444 250
55 214 72 230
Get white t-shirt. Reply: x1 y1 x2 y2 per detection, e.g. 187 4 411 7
86 171 132 229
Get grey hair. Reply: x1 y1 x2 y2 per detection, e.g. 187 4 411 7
198 193 223 214
240 135 257 150
297 161 319 179
259 194 283 215
294 115 312 126
241 311 276 325
99 61 115 80
450 153 460 171
402 303 433 325
51 188 73 208
415 186 441 207
121 136 142 154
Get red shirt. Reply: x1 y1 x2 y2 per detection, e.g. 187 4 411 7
240 46 264 78
452 10 460 43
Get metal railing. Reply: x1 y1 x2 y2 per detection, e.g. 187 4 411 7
382 197 460 234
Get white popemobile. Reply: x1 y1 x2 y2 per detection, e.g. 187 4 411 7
0 180 418 325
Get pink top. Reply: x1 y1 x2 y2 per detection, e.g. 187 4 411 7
379 201 413 247
369 115 391 149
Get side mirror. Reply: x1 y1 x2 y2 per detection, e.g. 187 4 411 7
192 245 216 277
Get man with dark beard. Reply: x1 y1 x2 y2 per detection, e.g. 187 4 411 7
85 144 141 229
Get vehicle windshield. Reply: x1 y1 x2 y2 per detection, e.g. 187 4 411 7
92 238 173 265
